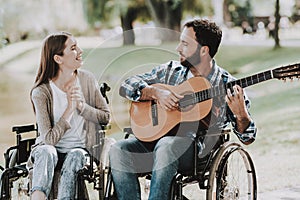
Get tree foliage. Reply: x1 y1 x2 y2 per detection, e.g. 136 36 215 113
183 0 213 18
92 0 206 44
224 0 253 27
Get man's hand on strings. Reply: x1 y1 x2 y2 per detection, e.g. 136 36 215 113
155 88 183 111
225 85 251 133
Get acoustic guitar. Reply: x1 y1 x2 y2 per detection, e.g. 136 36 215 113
130 63 300 142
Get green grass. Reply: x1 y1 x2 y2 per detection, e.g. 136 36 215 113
82 43 179 81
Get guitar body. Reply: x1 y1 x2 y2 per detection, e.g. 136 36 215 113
129 63 300 142
130 77 213 142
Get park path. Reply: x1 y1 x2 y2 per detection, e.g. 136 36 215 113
258 186 300 199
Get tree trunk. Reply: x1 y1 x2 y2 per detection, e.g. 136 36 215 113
223 0 232 26
121 7 137 45
274 0 281 49
145 0 182 41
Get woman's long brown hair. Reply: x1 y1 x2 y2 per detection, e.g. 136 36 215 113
33 31 72 89
30 31 72 112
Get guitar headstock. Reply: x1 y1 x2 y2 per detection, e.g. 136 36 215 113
273 63 300 81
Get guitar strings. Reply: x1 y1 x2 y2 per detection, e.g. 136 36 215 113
179 70 273 108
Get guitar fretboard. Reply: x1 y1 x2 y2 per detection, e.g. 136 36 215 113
179 69 274 108
226 70 273 89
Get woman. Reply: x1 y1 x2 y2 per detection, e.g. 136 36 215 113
28 31 110 199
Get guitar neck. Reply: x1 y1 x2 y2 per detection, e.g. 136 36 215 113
180 69 275 108
211 69 275 99
226 69 274 90
205 69 275 99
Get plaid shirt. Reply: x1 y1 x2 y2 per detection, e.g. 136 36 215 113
119 60 257 144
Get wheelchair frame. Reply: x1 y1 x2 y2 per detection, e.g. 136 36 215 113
0 83 112 200
0 123 111 200
0 124 36 199
105 128 257 200
170 129 257 200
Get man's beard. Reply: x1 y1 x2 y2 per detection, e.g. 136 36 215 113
181 45 201 69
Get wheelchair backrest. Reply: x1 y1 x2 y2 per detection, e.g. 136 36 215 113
12 124 37 165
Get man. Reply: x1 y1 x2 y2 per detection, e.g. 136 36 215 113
109 19 257 200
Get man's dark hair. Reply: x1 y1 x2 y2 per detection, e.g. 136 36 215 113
184 19 222 58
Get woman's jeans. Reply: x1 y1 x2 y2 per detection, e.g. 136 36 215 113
29 145 88 199
109 136 194 200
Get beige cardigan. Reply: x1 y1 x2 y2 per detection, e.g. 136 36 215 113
31 69 110 151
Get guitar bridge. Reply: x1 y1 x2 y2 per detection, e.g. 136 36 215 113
151 101 158 126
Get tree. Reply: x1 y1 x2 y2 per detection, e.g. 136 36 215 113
119 1 148 45
85 0 103 25
145 0 182 41
88 0 205 44
87 0 148 45
223 0 253 29
274 0 281 48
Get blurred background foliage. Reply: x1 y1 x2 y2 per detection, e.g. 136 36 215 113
1 0 300 47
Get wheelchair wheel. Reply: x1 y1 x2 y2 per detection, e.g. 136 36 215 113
97 167 105 200
0 149 30 200
207 142 257 200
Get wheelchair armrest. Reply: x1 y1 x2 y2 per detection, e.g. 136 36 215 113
100 124 111 131
100 82 110 104
221 128 231 134
12 124 36 134
221 128 231 142
123 127 134 139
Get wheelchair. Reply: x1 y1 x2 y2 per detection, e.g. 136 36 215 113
0 83 112 200
105 127 257 200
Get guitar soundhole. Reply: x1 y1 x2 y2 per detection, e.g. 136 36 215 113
178 104 194 112
178 93 195 112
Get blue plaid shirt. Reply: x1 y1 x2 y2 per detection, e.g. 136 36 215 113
119 60 257 144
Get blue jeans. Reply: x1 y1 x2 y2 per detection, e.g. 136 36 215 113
109 136 194 200
29 145 88 199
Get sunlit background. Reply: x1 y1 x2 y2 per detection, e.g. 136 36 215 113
1 0 300 198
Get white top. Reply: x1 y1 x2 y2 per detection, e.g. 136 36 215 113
50 78 85 153
187 70 194 79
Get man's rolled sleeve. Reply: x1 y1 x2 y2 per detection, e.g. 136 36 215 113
119 79 148 102
119 64 167 102
233 120 257 144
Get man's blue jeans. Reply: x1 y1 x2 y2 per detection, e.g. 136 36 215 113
109 136 194 200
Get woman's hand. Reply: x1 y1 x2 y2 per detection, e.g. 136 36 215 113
65 85 85 112
71 86 85 111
